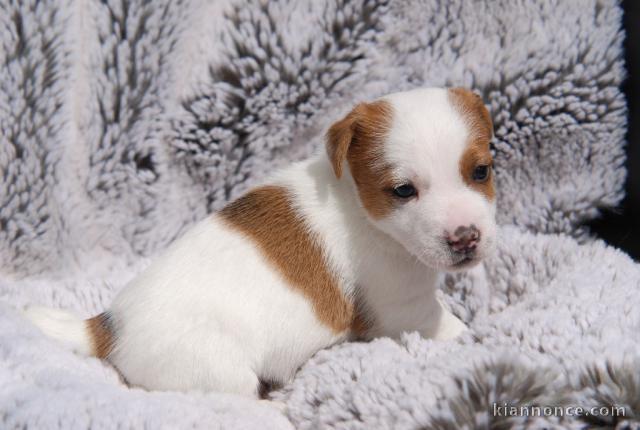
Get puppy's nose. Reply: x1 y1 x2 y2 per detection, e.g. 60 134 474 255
446 225 481 254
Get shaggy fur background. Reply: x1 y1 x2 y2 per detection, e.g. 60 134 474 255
0 0 636 428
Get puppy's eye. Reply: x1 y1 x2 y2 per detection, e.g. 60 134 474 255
472 165 490 182
392 184 417 198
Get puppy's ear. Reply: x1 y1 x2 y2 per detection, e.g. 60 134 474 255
325 106 360 179
326 101 392 179
449 88 493 137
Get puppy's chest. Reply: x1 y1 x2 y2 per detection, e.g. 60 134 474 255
353 257 439 338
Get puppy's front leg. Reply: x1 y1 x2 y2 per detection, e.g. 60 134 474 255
421 300 467 341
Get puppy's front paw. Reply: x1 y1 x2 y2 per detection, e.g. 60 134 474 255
432 309 467 341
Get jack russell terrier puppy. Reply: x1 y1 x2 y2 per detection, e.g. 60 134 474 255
25 87 496 398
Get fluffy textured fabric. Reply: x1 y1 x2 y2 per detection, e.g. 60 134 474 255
0 0 635 428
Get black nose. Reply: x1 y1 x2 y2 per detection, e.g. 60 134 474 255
446 225 481 254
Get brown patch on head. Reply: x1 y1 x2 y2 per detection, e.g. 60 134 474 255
219 186 355 333
326 101 397 219
86 312 115 359
448 88 496 201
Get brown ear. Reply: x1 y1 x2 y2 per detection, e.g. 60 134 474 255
325 106 360 179
449 88 494 137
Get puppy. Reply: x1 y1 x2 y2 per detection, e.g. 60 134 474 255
25 87 496 398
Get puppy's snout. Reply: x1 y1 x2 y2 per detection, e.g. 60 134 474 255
446 225 480 254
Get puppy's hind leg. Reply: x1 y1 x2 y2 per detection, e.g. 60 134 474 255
197 359 262 398
258 399 288 413
228 368 263 398
256 379 288 413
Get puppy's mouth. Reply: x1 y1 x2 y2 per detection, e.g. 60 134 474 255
448 252 480 270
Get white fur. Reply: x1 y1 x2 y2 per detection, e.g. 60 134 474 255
25 87 496 397
105 217 342 394
376 88 497 270
22 307 93 355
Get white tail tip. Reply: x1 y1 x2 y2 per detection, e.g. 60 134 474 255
23 306 93 356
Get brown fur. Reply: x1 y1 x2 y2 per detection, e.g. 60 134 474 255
219 185 357 333
258 378 282 399
448 88 495 200
350 299 374 340
326 101 396 219
86 312 115 359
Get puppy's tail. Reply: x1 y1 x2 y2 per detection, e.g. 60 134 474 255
23 306 114 358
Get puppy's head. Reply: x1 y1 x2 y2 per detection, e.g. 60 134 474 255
326 87 496 271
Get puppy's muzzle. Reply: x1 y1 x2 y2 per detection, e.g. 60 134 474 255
446 225 480 255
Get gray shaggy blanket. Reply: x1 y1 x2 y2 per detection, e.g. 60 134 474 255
0 0 636 428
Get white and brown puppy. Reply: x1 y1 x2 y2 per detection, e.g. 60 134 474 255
25 87 496 398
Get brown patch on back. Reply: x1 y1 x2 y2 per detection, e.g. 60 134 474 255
448 88 496 200
326 101 396 219
219 186 356 333
86 312 115 359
